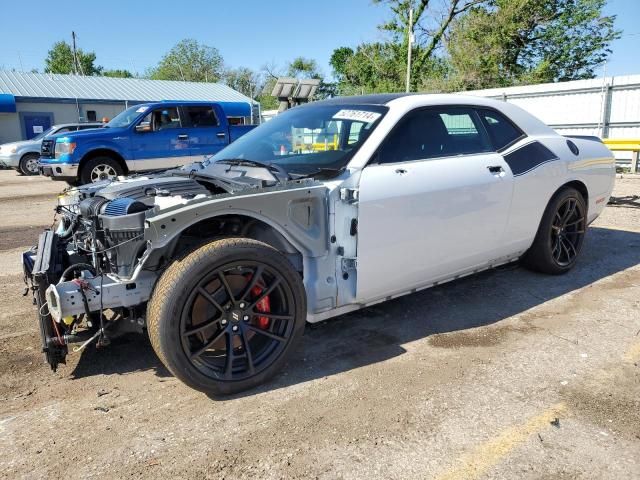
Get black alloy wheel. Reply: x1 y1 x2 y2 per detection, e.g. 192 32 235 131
522 186 587 275
550 197 586 267
180 261 296 382
147 238 306 395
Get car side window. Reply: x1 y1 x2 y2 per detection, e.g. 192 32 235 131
477 109 524 151
378 107 491 164
184 106 219 127
55 127 74 134
141 107 182 131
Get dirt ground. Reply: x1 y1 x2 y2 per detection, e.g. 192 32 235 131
0 169 638 479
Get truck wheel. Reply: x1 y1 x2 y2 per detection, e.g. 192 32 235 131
19 153 40 176
522 187 587 275
147 238 306 395
80 157 123 184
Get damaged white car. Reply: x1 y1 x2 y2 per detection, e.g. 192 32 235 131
23 94 616 395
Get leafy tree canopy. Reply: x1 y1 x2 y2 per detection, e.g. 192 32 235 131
148 39 224 82
223 67 262 98
447 0 620 90
331 0 619 94
103 69 134 78
44 40 102 76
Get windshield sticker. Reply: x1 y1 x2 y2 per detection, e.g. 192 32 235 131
136 106 149 113
333 109 381 123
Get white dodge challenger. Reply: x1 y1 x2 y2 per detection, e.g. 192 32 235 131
25 94 616 394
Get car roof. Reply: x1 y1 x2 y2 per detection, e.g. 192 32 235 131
308 93 555 136
309 93 416 106
140 101 218 107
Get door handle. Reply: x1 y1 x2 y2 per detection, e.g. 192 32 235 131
216 132 226 139
395 168 408 175
177 134 189 140
487 165 504 174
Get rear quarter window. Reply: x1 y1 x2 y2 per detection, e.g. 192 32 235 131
477 109 524 151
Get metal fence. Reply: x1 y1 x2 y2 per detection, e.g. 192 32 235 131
463 74 640 171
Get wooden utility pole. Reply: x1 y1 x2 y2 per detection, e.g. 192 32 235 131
71 31 84 75
405 7 414 93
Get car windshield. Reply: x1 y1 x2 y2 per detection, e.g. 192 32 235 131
106 105 149 128
33 127 56 141
207 103 388 176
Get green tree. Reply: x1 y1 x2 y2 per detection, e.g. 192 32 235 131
447 0 620 90
331 43 405 94
149 39 224 82
103 69 134 78
287 57 322 79
329 47 354 82
44 40 102 75
331 1 483 93
223 67 262 98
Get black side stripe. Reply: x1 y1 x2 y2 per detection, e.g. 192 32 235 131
503 141 559 176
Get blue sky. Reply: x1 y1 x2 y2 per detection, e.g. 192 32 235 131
0 0 638 80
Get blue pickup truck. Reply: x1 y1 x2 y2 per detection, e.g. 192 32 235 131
39 101 256 184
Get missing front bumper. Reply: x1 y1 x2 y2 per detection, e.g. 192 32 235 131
23 231 68 371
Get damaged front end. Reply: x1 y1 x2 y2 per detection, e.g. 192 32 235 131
23 166 329 372
22 175 217 370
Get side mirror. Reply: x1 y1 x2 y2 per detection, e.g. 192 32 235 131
135 122 152 133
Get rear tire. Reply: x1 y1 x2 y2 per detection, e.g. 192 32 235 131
79 156 123 184
147 238 306 395
522 187 587 275
19 153 40 176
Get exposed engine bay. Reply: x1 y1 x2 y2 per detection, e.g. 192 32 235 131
23 167 319 371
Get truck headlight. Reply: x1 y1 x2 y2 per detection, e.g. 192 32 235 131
55 140 76 158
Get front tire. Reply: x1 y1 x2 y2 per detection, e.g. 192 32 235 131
19 153 40 176
522 187 587 274
147 238 306 395
79 156 123 184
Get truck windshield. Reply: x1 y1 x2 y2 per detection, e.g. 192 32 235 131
106 105 149 128
208 103 388 176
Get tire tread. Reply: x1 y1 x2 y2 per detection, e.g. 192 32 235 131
147 237 306 395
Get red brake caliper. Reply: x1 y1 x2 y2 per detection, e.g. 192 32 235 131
251 281 271 329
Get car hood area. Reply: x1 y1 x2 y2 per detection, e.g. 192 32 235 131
47 126 122 143
0 139 40 152
64 166 323 217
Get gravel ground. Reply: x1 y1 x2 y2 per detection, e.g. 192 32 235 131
0 169 638 479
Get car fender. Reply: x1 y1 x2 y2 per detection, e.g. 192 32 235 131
144 184 330 258
76 139 129 164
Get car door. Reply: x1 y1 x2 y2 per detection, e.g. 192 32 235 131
130 106 192 171
182 105 228 161
355 106 515 302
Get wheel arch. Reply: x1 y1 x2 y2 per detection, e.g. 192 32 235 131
20 151 40 161
524 178 590 254
169 213 307 273
79 149 128 176
560 179 589 205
